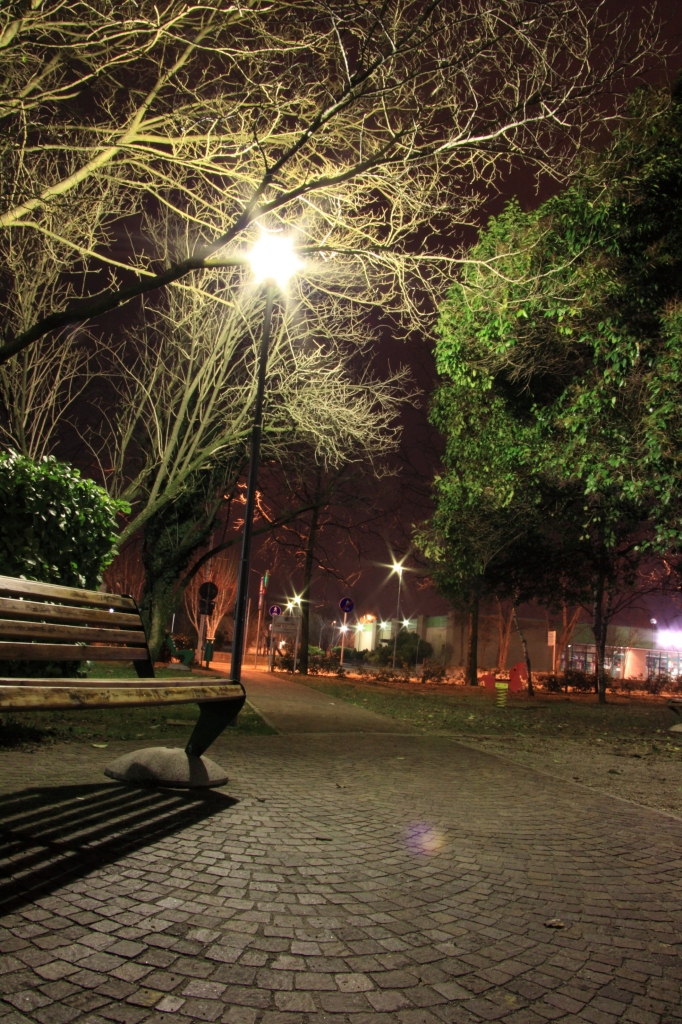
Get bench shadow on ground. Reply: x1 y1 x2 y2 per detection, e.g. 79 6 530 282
0 783 237 915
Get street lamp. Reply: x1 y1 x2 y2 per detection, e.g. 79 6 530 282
229 231 302 692
391 561 404 670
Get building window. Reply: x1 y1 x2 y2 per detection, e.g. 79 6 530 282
565 645 626 677
646 651 682 681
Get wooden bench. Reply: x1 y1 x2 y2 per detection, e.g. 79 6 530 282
0 575 244 757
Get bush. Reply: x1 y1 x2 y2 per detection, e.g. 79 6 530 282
0 451 129 588
541 673 565 693
562 669 596 692
368 631 433 667
307 646 339 675
421 660 446 683
331 645 364 663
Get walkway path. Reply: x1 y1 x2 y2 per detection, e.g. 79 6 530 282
239 667 413 734
1 676 681 1024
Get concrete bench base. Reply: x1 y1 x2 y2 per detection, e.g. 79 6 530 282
104 746 229 788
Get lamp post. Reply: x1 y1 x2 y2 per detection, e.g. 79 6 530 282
230 232 302 691
391 562 404 670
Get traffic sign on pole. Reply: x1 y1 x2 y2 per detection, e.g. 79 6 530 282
269 604 282 617
339 597 354 614
198 581 219 617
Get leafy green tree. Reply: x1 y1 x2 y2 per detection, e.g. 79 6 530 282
424 85 682 701
0 451 127 588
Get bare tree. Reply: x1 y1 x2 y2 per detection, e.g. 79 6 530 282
0 0 664 364
102 538 145 602
183 546 239 648
82 232 409 656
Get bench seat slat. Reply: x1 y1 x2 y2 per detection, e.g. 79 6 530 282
0 619 146 645
0 575 136 611
0 642 149 661
0 682 244 711
0 676 220 688
0 597 141 628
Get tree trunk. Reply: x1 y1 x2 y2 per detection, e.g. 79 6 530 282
298 500 321 676
592 548 608 704
140 573 182 663
556 602 582 679
496 598 514 671
512 606 534 697
467 591 480 686
139 486 220 661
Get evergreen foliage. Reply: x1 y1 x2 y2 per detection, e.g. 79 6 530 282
0 451 127 588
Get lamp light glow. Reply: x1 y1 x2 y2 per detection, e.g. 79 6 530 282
658 629 682 649
248 231 302 290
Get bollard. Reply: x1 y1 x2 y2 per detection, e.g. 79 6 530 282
495 680 509 708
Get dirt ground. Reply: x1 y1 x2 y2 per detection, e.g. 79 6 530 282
459 732 682 818
302 673 682 819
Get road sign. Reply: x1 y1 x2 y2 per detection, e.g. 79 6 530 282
272 616 299 635
198 580 218 616
547 630 556 646
339 597 354 614
269 604 282 616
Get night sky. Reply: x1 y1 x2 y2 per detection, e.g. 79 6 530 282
247 1 682 628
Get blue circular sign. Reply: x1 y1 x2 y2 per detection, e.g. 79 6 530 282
269 604 282 616
339 597 354 614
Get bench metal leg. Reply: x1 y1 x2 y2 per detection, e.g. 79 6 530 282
185 697 246 758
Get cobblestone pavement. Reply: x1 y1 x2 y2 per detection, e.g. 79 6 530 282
2 721 682 1024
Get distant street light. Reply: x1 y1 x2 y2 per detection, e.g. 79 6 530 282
230 231 302 692
391 561 404 670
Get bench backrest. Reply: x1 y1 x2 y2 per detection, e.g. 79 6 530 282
0 575 154 678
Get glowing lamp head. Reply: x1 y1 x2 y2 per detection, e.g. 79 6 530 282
402 619 411 628
658 629 682 649
248 231 302 290
392 561 404 576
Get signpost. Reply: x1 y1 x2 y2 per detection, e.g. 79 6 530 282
254 570 270 668
198 581 219 667
268 607 301 672
268 604 281 671
338 598 354 667
547 630 557 672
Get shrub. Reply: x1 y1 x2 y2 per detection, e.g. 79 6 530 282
421 660 446 683
368 632 433 667
563 669 596 692
540 673 565 693
0 451 129 588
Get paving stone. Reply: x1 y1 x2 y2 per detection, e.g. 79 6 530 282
366 990 413 1012
274 991 316 1012
1 696 682 1024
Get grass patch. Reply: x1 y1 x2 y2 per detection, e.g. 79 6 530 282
299 676 676 743
0 663 274 748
